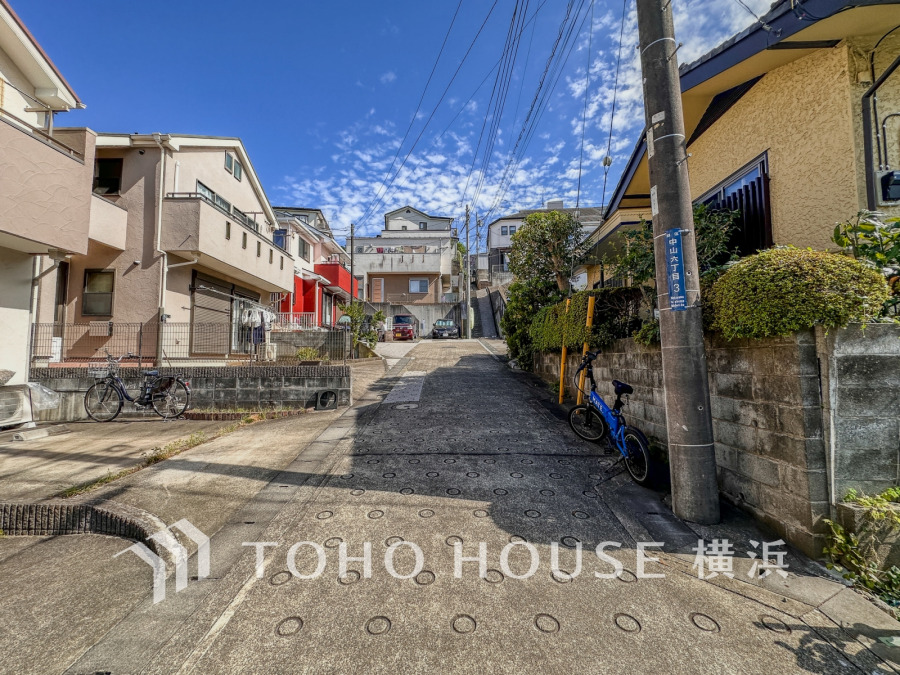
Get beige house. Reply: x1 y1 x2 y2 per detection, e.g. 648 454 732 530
581 0 900 287
0 0 95 383
35 133 294 363
354 205 460 306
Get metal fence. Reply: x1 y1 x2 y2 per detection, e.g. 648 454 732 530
29 322 351 369
271 312 317 331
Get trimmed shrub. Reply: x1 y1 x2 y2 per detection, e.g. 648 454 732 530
529 287 642 352
709 248 890 339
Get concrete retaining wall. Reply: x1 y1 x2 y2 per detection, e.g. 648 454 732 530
534 324 900 558
30 364 352 422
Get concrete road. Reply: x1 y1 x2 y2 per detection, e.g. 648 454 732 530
4 340 900 673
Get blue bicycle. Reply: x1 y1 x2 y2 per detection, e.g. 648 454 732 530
568 351 651 485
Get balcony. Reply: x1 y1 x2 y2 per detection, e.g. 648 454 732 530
0 113 93 255
161 196 293 292
314 261 359 300
88 194 127 250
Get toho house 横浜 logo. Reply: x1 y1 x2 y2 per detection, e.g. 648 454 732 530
114 519 210 604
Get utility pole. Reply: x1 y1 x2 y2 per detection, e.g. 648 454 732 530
464 205 471 339
636 0 719 524
349 222 355 303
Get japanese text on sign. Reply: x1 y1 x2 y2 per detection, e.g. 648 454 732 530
665 227 687 311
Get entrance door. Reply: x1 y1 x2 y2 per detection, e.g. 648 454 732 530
372 277 384 303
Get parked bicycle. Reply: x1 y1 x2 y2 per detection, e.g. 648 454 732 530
568 351 652 485
84 351 191 422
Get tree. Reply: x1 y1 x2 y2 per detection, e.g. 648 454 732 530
337 303 385 349
508 211 583 292
500 277 564 369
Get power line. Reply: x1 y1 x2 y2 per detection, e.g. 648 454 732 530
358 0 501 227
600 0 629 209
358 0 464 227
575 0 595 211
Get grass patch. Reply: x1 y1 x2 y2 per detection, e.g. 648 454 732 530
57 419 260 499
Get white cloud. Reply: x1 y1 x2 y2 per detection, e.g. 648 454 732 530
380 71 397 84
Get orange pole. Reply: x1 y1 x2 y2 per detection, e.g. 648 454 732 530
558 298 571 405
576 295 596 405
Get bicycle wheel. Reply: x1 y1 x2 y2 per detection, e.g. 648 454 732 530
568 405 608 442
622 428 651 485
151 379 190 419
84 381 124 422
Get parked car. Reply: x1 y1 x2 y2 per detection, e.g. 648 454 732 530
431 319 460 339
392 314 418 341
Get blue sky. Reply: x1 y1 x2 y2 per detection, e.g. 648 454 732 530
18 0 769 242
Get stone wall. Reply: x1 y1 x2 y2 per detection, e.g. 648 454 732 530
31 364 351 422
533 324 900 558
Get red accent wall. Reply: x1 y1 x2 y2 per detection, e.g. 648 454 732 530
314 262 360 299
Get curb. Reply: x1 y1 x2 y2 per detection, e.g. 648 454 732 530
0 499 179 568
182 409 304 421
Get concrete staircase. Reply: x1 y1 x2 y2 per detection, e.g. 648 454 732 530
471 289 497 338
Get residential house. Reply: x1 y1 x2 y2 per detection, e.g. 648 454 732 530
353 205 461 331
35 133 294 363
0 0 95 383
485 201 603 287
581 0 900 286
273 207 359 329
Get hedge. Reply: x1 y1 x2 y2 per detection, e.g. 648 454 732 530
529 287 642 352
709 247 890 340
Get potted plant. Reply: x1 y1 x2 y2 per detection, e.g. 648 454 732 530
295 346 322 365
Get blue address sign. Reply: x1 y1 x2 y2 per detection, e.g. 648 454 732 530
665 228 687 311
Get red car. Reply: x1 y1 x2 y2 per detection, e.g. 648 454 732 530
392 314 418 341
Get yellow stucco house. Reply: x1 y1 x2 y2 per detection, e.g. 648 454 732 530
581 0 900 287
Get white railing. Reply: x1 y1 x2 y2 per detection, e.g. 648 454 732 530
271 312 317 331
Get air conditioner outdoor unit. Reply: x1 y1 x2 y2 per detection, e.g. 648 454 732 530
257 343 278 361
0 385 34 428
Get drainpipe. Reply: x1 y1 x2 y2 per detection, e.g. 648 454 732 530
862 53 900 209
153 133 168 365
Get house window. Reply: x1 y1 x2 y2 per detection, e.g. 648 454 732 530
298 238 310 261
401 226 408 230
509 226 516 235
225 221 231 240
257 241 261 257
273 229 287 250
93 158 123 195
233 207 247 226
225 153 233 173
696 153 772 257
419 222 427 230
501 226 508 236
242 232 247 249
83 270 114 316
197 181 214 202
233 161 243 181
269 249 273 263
409 278 429 294
225 153 243 181
280 257 284 270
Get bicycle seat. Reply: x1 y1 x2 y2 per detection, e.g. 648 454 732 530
142 370 159 377
612 380 633 396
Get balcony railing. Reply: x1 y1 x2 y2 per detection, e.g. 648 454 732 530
0 93 83 160
271 313 318 331
166 192 266 233
354 244 444 254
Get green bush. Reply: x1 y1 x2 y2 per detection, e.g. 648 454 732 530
632 318 660 346
709 247 889 339
529 287 642 352
295 346 321 361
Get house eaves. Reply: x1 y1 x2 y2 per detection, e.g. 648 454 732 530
602 0 900 221
0 0 82 109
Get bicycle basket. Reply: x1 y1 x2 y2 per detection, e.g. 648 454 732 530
87 368 110 379
150 377 176 394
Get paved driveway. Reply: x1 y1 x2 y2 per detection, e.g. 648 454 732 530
44 341 900 672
